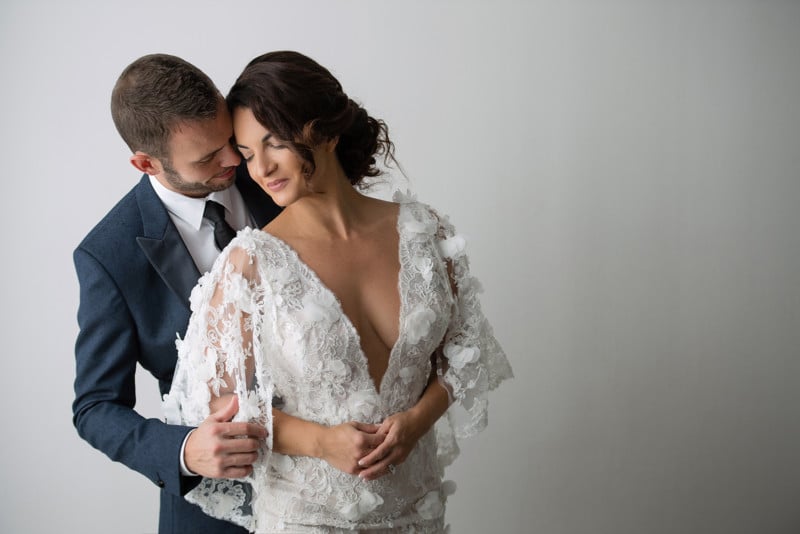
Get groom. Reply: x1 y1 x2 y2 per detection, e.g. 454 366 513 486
72 54 279 533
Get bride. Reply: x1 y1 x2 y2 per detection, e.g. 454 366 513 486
164 50 512 533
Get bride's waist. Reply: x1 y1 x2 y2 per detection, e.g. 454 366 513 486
255 455 441 528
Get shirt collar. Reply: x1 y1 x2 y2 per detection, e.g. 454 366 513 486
148 175 236 230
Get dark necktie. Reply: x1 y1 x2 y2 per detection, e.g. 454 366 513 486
203 200 237 250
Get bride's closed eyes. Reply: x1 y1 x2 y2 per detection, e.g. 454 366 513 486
237 133 289 162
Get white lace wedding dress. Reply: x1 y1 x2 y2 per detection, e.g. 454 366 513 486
163 195 513 533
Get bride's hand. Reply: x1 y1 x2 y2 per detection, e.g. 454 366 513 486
356 411 426 481
317 421 384 475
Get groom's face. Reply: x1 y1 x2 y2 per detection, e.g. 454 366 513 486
155 104 241 198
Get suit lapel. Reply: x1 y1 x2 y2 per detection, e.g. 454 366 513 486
133 176 200 309
132 168 279 309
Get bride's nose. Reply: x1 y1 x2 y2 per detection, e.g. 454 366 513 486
252 153 277 178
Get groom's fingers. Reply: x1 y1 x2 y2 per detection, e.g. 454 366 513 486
222 465 254 479
185 410 267 478
218 436 263 455
185 431 262 478
208 396 268 440
222 421 268 440
223 451 260 469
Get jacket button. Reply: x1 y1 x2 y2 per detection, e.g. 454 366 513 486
156 480 165 488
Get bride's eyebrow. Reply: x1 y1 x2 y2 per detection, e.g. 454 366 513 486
237 133 273 151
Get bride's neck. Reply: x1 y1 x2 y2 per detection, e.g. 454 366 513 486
282 176 370 241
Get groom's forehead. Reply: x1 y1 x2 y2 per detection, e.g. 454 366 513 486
167 112 233 161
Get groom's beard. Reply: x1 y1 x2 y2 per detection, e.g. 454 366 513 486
160 159 237 198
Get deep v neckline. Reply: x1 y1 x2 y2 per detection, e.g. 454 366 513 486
257 204 407 396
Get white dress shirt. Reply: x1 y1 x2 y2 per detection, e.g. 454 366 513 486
148 175 254 476
148 175 253 274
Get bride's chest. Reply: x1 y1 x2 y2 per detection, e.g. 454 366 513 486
254 232 453 379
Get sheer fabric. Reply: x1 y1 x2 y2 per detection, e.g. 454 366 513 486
163 194 513 533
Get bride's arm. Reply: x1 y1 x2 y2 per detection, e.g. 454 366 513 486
174 245 269 479
270 409 386 475
355 357 450 480
263 378 445 479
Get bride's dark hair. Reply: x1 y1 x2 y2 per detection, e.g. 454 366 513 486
227 51 397 186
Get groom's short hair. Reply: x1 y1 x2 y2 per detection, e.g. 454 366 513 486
111 53 221 159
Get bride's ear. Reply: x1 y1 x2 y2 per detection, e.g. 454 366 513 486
325 136 339 152
130 151 163 175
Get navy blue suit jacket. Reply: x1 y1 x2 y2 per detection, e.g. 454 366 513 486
73 167 279 533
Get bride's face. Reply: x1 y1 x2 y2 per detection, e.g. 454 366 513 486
232 106 339 207
232 106 310 207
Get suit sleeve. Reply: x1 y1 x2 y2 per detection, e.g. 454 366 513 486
72 246 198 497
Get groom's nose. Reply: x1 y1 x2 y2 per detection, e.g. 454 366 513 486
220 142 242 168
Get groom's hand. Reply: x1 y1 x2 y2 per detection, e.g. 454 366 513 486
184 395 267 479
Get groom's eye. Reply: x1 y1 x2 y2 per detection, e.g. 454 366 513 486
195 153 217 165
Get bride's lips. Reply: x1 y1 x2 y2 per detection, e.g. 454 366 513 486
267 178 289 192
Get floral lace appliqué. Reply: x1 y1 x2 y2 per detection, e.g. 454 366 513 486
163 197 512 532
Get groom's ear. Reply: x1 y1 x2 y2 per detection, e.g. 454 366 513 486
130 151 163 175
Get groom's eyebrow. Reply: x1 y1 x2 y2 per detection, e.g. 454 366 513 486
237 133 272 151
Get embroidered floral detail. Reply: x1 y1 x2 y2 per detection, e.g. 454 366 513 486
405 305 436 344
398 202 436 236
161 392 181 424
202 483 247 514
402 217 437 236
441 480 457 496
411 255 434 283
443 344 481 370
399 366 416 385
437 234 467 259
301 291 339 324
458 274 484 294
340 487 384 521
237 390 262 421
192 345 218 383
348 389 380 421
207 375 227 397
271 453 295 475
392 189 417 203
268 265 295 285
188 272 210 312
414 489 444 520
326 359 350 378
266 266 296 307
226 273 256 314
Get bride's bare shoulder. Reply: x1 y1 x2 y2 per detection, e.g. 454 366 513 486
362 196 401 224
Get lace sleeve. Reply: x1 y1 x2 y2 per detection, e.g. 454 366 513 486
162 235 272 532
433 211 514 446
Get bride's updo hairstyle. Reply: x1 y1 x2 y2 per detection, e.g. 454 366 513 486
227 51 396 186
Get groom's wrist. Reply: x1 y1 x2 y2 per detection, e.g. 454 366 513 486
179 429 199 477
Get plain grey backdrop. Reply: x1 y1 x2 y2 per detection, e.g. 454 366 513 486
1 1 799 533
